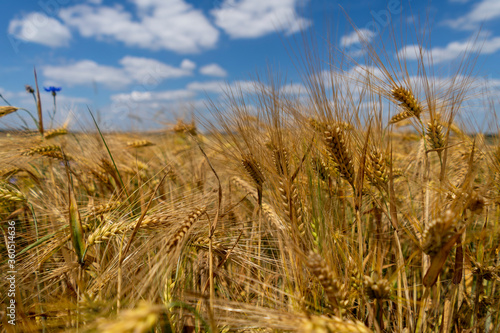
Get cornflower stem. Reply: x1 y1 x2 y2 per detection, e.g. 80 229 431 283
0 93 11 105
50 93 57 129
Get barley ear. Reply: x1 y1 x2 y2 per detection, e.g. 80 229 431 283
391 86 423 119
241 154 265 205
324 126 355 188
301 315 372 333
306 251 349 310
166 206 207 254
44 128 68 139
426 118 445 156
389 109 415 124
0 106 19 118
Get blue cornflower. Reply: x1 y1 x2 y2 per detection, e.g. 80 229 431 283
44 86 62 96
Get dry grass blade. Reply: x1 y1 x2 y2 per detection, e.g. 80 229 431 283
34 67 43 135
120 173 167 264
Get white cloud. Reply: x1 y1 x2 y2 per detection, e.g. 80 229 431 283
199 64 228 77
155 90 196 100
230 80 268 93
59 0 219 53
399 36 500 63
181 59 196 70
8 12 71 47
42 57 195 88
111 89 196 107
43 60 130 88
446 0 500 30
187 80 226 93
120 56 194 84
340 29 375 47
0 87 16 101
281 83 306 94
211 0 311 38
347 65 385 79
35 93 92 111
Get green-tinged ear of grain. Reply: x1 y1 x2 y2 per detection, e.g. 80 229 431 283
69 189 86 264
65 149 85 264
0 106 19 118
0 185 26 204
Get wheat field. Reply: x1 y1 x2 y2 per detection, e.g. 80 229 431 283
1 25 500 333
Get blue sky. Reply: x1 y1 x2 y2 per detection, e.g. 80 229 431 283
1 0 500 131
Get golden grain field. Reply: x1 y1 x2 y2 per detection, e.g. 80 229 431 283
1 27 500 333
